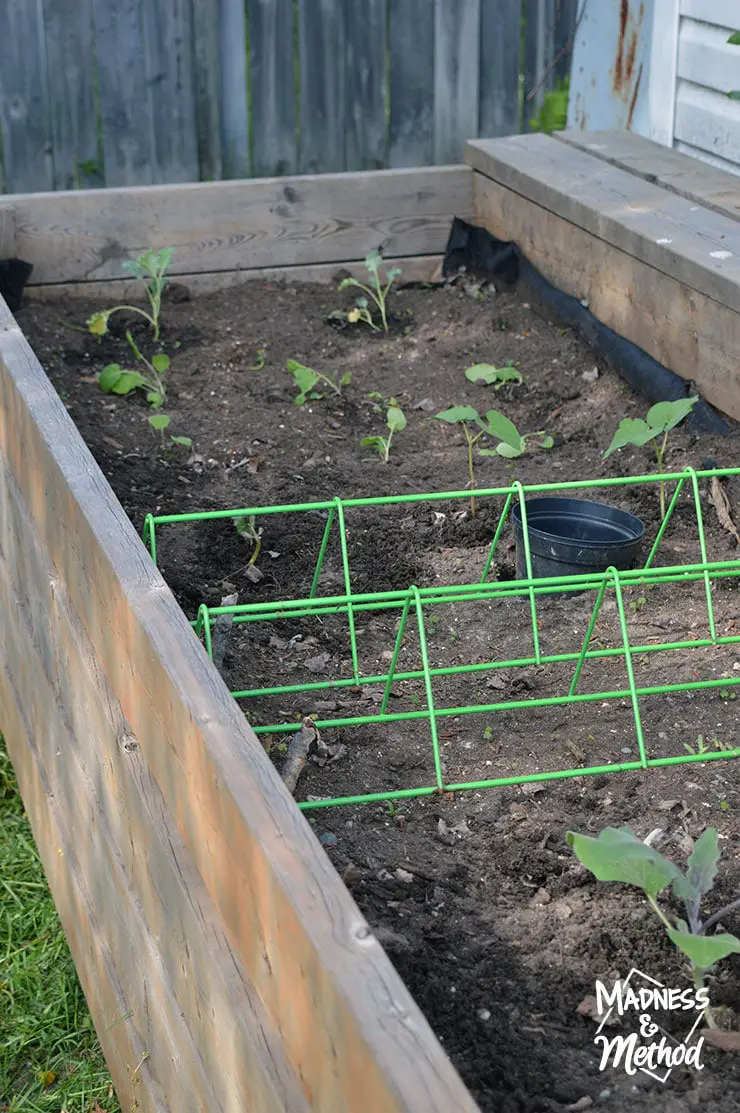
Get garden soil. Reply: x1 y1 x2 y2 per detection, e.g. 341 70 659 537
18 273 740 1113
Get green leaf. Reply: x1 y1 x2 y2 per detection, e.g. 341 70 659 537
110 371 147 395
727 31 740 45
478 448 500 456
87 311 110 336
98 364 123 392
645 397 698 434
567 827 681 898
729 91 740 100
170 435 192 447
151 353 170 374
340 371 352 386
356 296 369 309
148 414 171 431
146 391 164 407
496 441 523 458
465 363 523 387
673 829 720 904
338 277 361 291
364 249 382 275
603 417 657 458
482 409 522 449
287 361 319 399
387 267 402 281
435 405 480 424
667 929 740 970
540 434 554 449
386 406 407 433
121 259 142 279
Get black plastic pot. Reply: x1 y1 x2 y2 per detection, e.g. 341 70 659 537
511 497 645 586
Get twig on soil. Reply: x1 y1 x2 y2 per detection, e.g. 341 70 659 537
212 592 238 673
281 717 320 794
709 476 740 545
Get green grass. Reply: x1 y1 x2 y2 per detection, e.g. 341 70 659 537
0 741 120 1113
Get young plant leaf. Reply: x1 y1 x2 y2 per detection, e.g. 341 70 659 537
170 435 192 447
672 828 720 904
495 441 524 458
364 249 382 275
340 371 352 386
111 371 147 395
386 406 407 433
540 435 555 449
146 391 164 407
465 363 523 388
99 364 123 392
482 409 522 450
727 31 740 44
151 353 170 374
87 311 110 336
148 414 171 431
645 397 698 434
435 405 480 424
567 827 682 898
603 417 656 458
666 928 740 970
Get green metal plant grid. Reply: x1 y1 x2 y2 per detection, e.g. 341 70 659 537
143 467 740 809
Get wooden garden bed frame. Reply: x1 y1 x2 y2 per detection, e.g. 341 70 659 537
1 135 738 1113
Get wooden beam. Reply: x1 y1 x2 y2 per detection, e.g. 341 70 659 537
0 205 16 258
11 165 472 286
0 295 480 1113
472 170 740 422
465 133 740 315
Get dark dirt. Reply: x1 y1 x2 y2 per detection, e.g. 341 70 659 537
18 271 740 1113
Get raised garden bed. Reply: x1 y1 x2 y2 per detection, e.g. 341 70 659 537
2 135 740 1113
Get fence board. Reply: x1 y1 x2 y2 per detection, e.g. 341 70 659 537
434 0 481 164
91 0 152 186
479 0 522 137
345 0 387 171
41 0 99 191
219 0 250 178
0 0 54 193
389 0 435 168
190 0 223 181
298 0 346 173
141 0 199 183
250 0 297 177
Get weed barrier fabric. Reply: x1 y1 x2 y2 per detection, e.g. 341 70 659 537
442 218 730 438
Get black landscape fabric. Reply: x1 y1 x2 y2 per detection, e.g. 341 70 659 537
0 259 33 314
442 217 730 437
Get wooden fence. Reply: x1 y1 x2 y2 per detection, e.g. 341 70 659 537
0 0 576 195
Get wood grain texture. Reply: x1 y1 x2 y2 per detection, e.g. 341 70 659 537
0 0 54 193
466 133 740 313
90 0 152 186
478 0 522 138
24 254 446 301
555 130 740 222
473 171 740 422
11 165 472 284
345 0 387 171
141 0 199 183
190 0 223 181
250 0 297 177
0 206 16 258
41 0 99 191
298 0 345 173
0 296 482 1112
674 81 740 170
219 0 250 179
678 18 739 96
434 0 480 164
389 0 435 168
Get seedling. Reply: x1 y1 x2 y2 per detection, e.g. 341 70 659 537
337 250 402 333
233 515 262 567
362 405 407 462
568 826 740 1026
87 247 173 342
604 397 698 518
147 413 192 449
436 405 553 517
465 362 524 390
367 390 401 414
99 331 169 408
684 734 731 756
287 359 351 406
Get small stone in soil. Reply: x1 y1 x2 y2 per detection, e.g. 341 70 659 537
319 832 338 849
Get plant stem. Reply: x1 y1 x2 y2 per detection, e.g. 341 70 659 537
647 893 675 932
110 304 157 334
464 427 484 518
702 897 740 934
655 432 669 519
383 431 393 462
693 968 717 1028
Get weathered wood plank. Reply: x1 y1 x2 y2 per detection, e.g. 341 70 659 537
298 0 346 173
434 0 480 164
90 0 152 186
555 130 740 222
190 0 223 181
0 461 312 1113
250 0 297 177
389 0 435 168
674 81 740 170
478 0 522 138
0 206 15 257
0 0 54 193
0 297 481 1113
680 0 738 26
41 0 100 191
345 0 387 171
219 0 251 179
141 0 199 183
466 133 740 313
24 254 446 301
473 170 740 422
678 18 739 96
11 165 472 284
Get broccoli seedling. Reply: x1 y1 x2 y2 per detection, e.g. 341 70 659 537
465 362 524 390
233 515 262 567
567 825 740 1027
362 405 407 462
287 359 351 405
87 247 173 342
337 250 402 333
147 413 192 450
604 397 698 519
99 332 170 408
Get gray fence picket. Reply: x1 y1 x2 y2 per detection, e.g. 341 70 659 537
0 0 54 193
141 0 199 183
434 0 481 164
250 0 297 177
41 0 100 191
479 0 522 138
389 0 435 168
191 0 223 182
298 0 346 173
219 0 251 179
345 0 387 171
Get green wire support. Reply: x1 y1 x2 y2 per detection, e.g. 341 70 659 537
143 467 740 809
